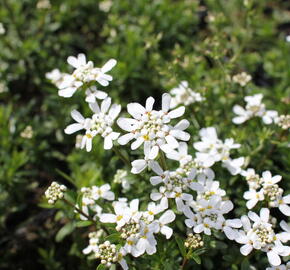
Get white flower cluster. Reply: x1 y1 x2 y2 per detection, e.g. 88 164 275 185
49 53 289 268
233 208 290 266
276 114 290 130
100 199 175 259
45 181 67 204
183 181 242 239
79 184 115 220
194 127 244 175
117 93 190 172
64 98 120 151
242 169 290 216
169 81 205 108
232 72 252 87
232 94 278 125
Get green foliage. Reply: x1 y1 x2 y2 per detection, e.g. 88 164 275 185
0 0 289 269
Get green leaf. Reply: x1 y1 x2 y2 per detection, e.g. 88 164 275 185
175 235 186 257
191 253 201 264
55 222 75 242
241 259 250 270
105 233 121 242
75 220 93 227
96 264 106 270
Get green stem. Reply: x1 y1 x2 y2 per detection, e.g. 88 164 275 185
159 151 167 171
112 146 131 168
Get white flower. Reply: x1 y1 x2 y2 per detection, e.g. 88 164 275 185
100 201 131 227
155 210 176 239
130 142 158 174
64 110 92 135
85 86 108 103
169 81 204 108
0 23 5 35
222 219 242 240
270 194 290 216
194 127 242 171
241 168 261 190
236 208 289 266
277 221 290 243
243 189 265 209
232 72 252 87
58 54 116 98
65 97 120 151
117 94 189 158
222 157 244 175
46 69 71 88
261 171 282 187
232 94 278 125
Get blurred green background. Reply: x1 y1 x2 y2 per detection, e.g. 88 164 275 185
0 0 289 269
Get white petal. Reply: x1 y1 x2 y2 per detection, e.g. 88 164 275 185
127 103 145 118
149 161 163 175
162 93 171 112
67 56 80 68
104 137 113 149
240 244 253 256
101 59 117 73
109 104 121 119
150 176 163 186
159 210 175 224
145 97 155 111
279 204 290 216
101 97 111 113
170 130 190 141
267 250 281 266
89 102 100 114
86 138 92 152
174 119 190 130
260 208 270 222
149 145 159 159
283 194 290 203
131 159 147 174
58 87 77 98
64 123 83 134
100 214 116 223
117 118 138 131
118 133 134 145
131 137 144 150
168 106 185 119
160 226 173 239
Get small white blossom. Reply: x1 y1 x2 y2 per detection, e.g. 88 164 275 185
232 94 278 125
232 72 252 87
64 97 121 151
58 54 116 98
169 81 204 108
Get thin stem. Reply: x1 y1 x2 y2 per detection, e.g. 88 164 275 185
159 151 167 171
62 198 110 235
112 146 131 168
180 257 188 269
62 198 94 222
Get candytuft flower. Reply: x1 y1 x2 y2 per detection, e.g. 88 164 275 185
117 93 190 160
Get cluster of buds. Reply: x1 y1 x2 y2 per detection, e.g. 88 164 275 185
95 241 118 267
263 184 283 202
45 182 67 204
276 114 290 130
184 233 204 249
117 220 140 239
20 125 34 139
232 72 252 87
